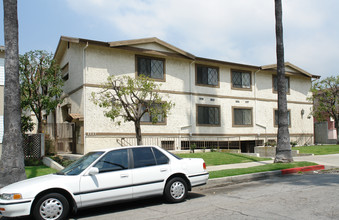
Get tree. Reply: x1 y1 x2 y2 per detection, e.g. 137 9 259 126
0 0 26 187
20 50 64 134
91 75 174 145
310 76 339 144
274 0 293 163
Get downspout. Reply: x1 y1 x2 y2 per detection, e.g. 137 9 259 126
254 68 263 144
189 60 195 136
83 42 89 153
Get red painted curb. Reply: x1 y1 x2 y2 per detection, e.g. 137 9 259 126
281 165 325 175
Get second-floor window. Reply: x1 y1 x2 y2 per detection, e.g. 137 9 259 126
273 75 290 93
231 70 251 89
197 105 220 126
196 64 219 87
233 107 253 126
136 56 165 80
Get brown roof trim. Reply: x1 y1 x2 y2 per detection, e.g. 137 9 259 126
196 56 260 70
261 62 320 79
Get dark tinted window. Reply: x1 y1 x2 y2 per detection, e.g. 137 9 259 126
132 147 156 168
152 147 169 165
94 149 128 173
196 65 219 86
137 56 164 80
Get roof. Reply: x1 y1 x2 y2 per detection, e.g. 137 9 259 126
261 62 320 79
66 113 84 122
54 36 318 78
109 37 195 60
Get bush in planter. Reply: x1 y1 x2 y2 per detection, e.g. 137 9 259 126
290 141 298 147
190 144 196 153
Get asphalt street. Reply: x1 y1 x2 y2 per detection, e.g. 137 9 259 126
71 172 339 220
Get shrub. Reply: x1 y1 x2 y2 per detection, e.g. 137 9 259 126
190 144 196 153
25 157 43 166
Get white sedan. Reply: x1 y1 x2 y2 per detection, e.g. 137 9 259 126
0 146 209 220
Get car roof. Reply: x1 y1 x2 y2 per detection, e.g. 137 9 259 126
90 145 160 153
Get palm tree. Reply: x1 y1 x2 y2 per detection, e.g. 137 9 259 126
0 0 26 187
274 0 293 163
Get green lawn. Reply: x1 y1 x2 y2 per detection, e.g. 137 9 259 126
25 145 339 179
209 161 318 179
294 145 339 155
25 166 57 179
176 152 271 166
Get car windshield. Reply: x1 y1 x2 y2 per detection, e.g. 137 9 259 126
57 151 104 175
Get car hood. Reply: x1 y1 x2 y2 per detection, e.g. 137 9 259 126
0 174 79 198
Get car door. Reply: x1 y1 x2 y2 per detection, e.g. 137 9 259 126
78 149 132 207
131 147 170 198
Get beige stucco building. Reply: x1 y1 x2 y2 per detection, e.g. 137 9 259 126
52 36 319 154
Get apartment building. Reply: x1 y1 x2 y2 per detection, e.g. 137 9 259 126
52 36 319 154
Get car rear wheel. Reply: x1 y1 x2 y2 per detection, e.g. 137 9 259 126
164 177 188 203
32 193 69 220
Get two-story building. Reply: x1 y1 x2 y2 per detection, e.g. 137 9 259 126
51 36 319 154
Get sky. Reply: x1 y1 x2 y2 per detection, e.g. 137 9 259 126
1 0 339 79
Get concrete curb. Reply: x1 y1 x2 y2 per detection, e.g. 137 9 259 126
196 164 334 190
42 157 64 171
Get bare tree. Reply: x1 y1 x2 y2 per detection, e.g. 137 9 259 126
0 0 26 187
274 0 293 163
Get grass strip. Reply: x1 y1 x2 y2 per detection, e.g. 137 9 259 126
209 161 318 179
294 145 339 155
25 166 57 179
176 152 270 166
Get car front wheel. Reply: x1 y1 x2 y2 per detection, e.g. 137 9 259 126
32 193 69 220
164 177 188 203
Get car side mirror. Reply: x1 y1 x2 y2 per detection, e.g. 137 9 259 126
88 167 99 176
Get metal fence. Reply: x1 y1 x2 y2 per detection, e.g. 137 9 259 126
116 136 264 151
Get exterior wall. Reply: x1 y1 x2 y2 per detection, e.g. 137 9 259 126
56 40 315 153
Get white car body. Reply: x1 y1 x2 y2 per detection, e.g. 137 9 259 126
0 146 208 219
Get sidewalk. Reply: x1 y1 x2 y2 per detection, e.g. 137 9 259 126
206 154 339 172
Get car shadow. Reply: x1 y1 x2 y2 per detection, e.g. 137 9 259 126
71 192 205 219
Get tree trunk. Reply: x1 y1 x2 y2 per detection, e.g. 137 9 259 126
135 120 143 145
274 0 293 163
0 0 26 187
336 120 339 145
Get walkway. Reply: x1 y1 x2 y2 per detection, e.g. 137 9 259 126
207 154 339 172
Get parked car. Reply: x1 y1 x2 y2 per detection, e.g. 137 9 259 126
0 146 209 220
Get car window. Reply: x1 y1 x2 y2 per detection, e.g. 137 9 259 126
152 147 169 165
94 149 128 173
132 147 156 168
58 151 104 175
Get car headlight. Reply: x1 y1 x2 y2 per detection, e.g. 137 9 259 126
0 193 22 200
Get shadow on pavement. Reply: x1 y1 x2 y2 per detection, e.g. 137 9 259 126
71 192 205 219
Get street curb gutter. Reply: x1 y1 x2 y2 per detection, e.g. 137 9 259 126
281 165 325 175
196 170 282 190
195 165 330 190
